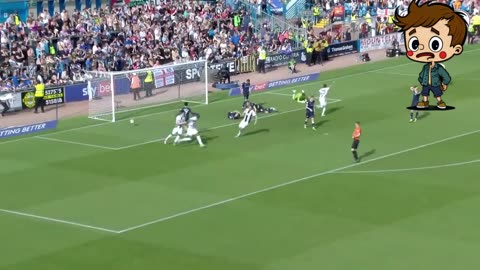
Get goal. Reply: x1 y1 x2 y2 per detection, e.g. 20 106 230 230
85 60 209 122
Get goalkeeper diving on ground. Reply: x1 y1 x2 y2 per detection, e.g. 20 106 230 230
292 82 332 117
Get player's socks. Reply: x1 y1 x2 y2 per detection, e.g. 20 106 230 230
178 137 192 142
410 112 413 120
311 123 316 130
196 136 205 146
173 136 181 145
164 134 172 144
321 107 326 116
415 111 419 120
236 130 242 137
352 150 359 161
304 120 308 129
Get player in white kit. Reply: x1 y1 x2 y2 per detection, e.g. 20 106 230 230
236 102 257 137
175 113 205 147
318 83 330 117
164 113 186 144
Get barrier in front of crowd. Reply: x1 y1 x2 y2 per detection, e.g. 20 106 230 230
359 32 404 52
326 39 360 58
235 56 257 73
3 36 395 108
0 86 64 137
1 86 65 113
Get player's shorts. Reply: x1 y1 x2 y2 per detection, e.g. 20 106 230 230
239 120 249 129
306 111 314 118
351 139 360 150
171 126 183 136
319 99 327 108
186 128 198 136
421 85 442 98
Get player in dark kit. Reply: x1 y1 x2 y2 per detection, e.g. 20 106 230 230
180 102 191 121
351 121 361 163
304 96 316 130
242 79 251 101
409 86 420 122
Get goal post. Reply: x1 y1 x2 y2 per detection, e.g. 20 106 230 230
84 60 209 122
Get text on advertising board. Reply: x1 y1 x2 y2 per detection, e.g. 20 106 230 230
229 73 320 96
327 40 359 57
0 120 58 138
44 88 65 106
359 32 403 52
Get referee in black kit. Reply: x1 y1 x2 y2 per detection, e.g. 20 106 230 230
242 79 251 101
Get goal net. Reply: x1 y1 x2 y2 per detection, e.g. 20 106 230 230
84 60 208 122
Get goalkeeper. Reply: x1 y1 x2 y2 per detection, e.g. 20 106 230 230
292 90 307 103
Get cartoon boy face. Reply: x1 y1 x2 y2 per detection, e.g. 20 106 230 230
404 19 464 63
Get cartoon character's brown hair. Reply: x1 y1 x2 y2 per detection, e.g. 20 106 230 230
394 0 468 46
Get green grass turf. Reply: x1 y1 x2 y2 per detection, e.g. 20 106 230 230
1 45 480 269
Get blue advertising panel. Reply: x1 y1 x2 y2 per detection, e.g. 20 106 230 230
0 120 58 139
229 73 320 96
65 77 131 102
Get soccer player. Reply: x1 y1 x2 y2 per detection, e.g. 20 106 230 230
164 113 186 144
180 102 191 121
236 102 257 137
351 121 361 163
304 96 316 130
318 83 330 117
242 79 251 101
292 90 307 103
176 113 205 147
409 86 420 122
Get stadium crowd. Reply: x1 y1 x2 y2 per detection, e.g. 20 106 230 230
0 0 478 91
0 0 305 91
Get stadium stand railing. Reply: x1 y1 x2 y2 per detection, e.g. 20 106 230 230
234 0 307 49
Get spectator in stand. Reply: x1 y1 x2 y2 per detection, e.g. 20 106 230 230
0 0 308 93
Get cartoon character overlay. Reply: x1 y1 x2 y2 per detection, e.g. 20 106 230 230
394 0 468 109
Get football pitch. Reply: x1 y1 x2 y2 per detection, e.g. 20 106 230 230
1 45 480 269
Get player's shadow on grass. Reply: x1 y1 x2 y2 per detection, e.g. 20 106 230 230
327 106 343 115
203 135 219 143
417 112 430 120
314 119 329 128
359 149 376 161
243 128 270 137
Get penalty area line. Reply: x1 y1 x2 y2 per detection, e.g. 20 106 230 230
116 128 480 234
333 159 480 174
0 208 120 234
35 136 117 150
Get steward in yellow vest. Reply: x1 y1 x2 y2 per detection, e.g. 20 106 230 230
305 42 314 66
144 70 154 97
257 46 267 73
312 6 321 24
34 81 45 113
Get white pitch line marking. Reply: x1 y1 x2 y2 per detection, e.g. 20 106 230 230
116 128 480 233
334 159 480 174
0 208 120 234
114 100 343 150
0 48 469 148
35 136 118 150
0 60 419 147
